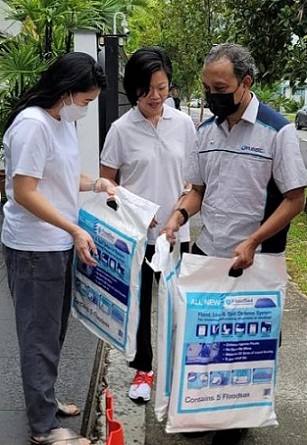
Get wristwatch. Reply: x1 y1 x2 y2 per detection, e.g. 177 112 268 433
175 208 189 225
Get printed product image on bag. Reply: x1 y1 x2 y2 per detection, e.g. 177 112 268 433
72 186 159 361
166 253 287 433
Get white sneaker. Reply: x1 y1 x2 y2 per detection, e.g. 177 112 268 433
128 370 154 402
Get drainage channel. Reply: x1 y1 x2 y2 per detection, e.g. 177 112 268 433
81 339 110 443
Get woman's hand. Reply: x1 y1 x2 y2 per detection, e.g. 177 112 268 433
94 178 116 197
80 174 116 197
72 227 98 266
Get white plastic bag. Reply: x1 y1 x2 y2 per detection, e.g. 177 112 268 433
148 235 181 422
166 253 287 433
72 186 159 361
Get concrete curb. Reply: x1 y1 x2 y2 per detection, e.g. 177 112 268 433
81 339 108 440
85 337 146 445
103 347 146 445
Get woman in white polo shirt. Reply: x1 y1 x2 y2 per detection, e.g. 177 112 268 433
100 46 196 403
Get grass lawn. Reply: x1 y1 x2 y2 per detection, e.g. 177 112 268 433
282 113 295 123
286 212 307 294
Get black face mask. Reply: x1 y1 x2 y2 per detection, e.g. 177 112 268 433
205 89 241 121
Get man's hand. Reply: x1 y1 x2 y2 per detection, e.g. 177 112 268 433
161 211 182 245
232 237 258 270
232 187 305 270
161 184 204 244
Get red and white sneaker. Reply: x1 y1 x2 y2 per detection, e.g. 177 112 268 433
128 370 154 402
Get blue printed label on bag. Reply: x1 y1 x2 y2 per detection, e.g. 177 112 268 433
73 209 137 349
177 291 281 413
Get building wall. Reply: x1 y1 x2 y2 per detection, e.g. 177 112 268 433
74 31 100 204
0 0 21 37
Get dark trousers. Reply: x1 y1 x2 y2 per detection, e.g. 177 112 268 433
3 245 73 435
191 243 206 255
129 241 189 372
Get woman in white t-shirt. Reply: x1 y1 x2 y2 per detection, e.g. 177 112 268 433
1 52 114 445
100 46 196 404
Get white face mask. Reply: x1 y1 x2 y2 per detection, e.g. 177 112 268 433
59 94 89 122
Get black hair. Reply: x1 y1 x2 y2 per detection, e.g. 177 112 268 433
5 51 107 131
123 46 172 106
204 43 257 85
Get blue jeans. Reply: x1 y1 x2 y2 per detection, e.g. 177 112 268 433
3 245 74 435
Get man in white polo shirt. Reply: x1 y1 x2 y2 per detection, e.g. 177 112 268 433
163 43 307 445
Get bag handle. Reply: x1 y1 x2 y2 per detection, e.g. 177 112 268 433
107 197 118 211
228 266 243 278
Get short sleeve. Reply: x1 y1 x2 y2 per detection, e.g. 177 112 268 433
185 134 204 185
272 123 307 193
8 119 51 179
100 124 123 169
